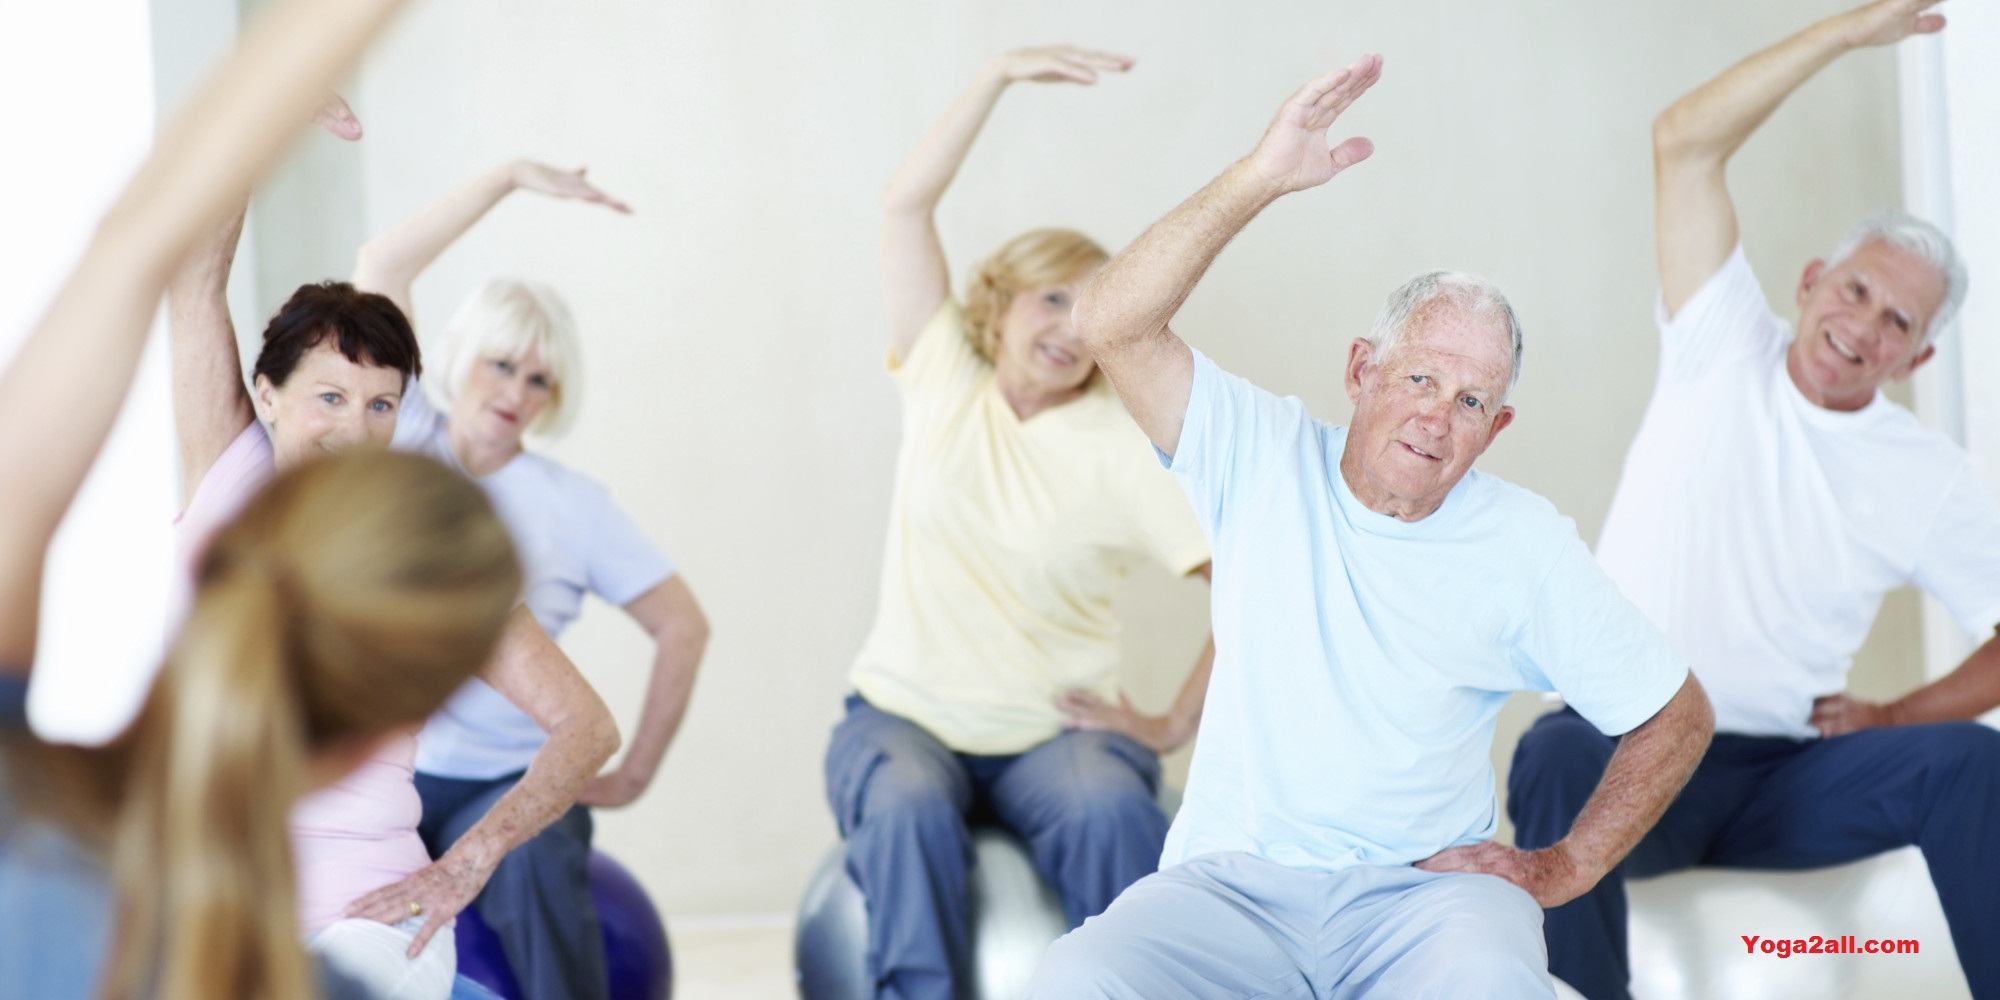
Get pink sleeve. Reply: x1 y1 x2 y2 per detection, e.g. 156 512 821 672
175 423 276 581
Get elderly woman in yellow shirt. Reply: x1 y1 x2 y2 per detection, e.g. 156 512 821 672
826 45 1215 1000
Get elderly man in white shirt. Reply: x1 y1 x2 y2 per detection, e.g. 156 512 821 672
1506 2 2000 998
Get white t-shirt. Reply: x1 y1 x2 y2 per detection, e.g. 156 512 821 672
392 382 676 779
1597 247 2000 739
1161 351 1688 873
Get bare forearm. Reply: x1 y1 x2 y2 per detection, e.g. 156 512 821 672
881 65 1009 215
1161 637 1215 749
352 163 517 310
0 0 408 572
614 628 706 786
1558 677 1713 883
1078 161 1276 358
1888 634 2000 726
168 207 255 497
447 711 617 870
1656 15 1857 165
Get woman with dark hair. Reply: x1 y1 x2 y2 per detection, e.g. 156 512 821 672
165 183 620 1000
0 3 527 999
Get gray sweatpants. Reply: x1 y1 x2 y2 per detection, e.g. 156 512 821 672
1027 851 1554 999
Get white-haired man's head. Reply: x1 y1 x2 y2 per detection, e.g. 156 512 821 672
1341 271 1522 521
1791 211 1964 411
1367 271 1524 399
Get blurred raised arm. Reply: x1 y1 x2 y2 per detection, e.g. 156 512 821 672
881 45 1132 363
0 0 413 669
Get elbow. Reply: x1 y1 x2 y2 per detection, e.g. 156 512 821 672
1650 107 1691 165
1650 106 1721 173
879 176 940 219
576 694 620 771
1070 288 1116 355
350 241 388 286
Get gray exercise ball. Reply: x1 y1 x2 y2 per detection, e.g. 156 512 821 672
794 826 1067 1000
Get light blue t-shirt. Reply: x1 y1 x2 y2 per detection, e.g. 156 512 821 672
392 381 676 780
1160 351 1688 873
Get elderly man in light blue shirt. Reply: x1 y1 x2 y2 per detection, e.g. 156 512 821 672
1025 56 1714 999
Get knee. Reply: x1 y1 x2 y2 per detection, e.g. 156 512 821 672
1920 722 2000 780
1045 746 1164 840
1406 884 1549 995
855 767 964 844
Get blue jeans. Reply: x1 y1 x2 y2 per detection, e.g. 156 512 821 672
1508 707 2000 1000
824 695 1168 1000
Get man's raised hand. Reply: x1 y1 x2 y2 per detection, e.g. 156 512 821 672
1246 54 1382 196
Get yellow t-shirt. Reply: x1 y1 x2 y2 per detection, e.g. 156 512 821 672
849 301 1211 755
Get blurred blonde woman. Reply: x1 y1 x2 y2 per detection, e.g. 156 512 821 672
0 3 521 1000
829 45 1216 1000
344 166 707 1000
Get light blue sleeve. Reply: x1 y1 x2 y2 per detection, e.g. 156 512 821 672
1512 529 1690 737
582 482 677 607
1160 349 1315 539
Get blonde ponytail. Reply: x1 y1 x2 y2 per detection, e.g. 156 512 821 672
104 567 314 1000
89 451 521 1000
961 228 1109 363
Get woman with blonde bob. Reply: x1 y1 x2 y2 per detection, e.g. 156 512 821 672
827 45 1217 1000
340 167 709 1000
0 2 520 999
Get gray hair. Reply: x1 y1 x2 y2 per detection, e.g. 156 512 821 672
428 278 584 437
1826 211 1967 347
1366 270 1524 396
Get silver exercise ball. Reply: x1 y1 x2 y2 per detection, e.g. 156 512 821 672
794 826 1067 1000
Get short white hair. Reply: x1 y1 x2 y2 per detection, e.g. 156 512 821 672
428 278 583 437
1366 270 1524 396
1825 211 1967 347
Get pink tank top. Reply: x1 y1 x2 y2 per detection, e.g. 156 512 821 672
176 424 434 934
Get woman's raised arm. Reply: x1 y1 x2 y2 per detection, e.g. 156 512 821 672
880 45 1131 363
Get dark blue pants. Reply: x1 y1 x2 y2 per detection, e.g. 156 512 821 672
416 772 605 1000
1508 707 2000 1000
824 695 1169 1000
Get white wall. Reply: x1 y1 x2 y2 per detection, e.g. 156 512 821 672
231 0 1920 917
1 0 175 745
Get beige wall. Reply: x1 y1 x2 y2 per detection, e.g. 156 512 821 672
303 0 1920 916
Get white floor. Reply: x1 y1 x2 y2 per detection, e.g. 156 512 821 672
670 916 796 1000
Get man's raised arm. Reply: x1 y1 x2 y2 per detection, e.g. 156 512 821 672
1653 0 1946 313
1075 55 1381 458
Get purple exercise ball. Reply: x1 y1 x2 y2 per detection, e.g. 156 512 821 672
454 850 672 1000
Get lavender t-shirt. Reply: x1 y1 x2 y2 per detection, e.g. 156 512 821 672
175 423 432 935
